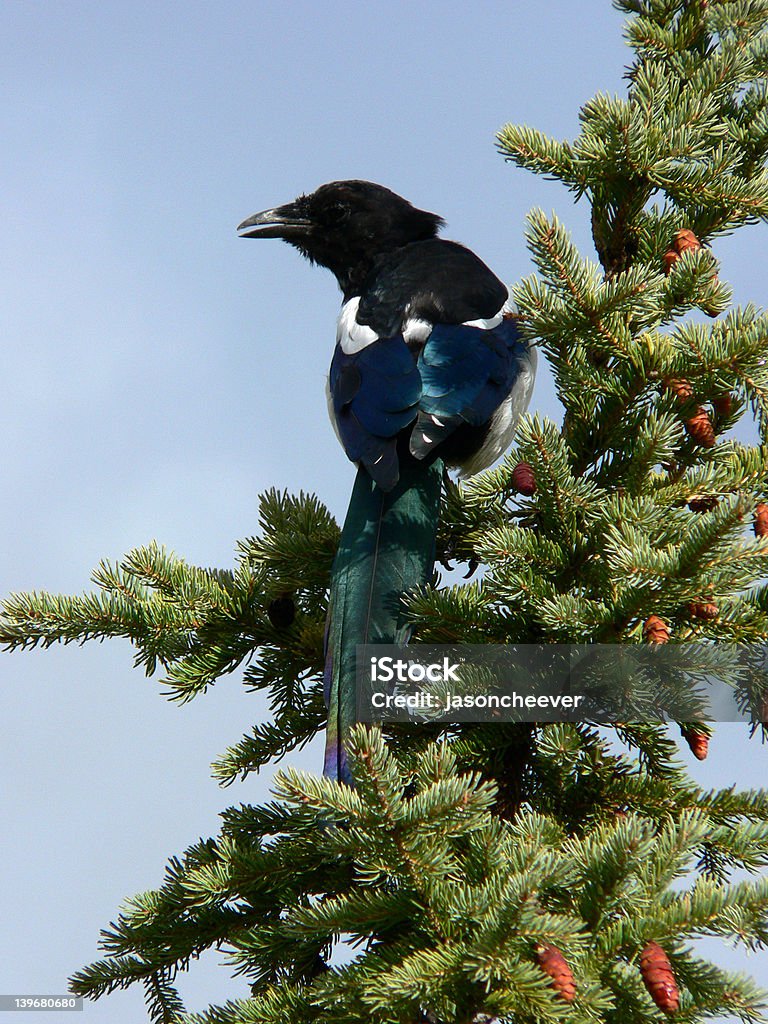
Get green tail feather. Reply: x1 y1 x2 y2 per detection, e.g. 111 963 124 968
323 457 443 782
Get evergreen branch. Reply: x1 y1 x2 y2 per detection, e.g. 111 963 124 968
71 955 183 1003
179 985 315 1024
143 970 187 1024
496 125 585 190
658 875 768 948
522 210 635 356
211 687 326 785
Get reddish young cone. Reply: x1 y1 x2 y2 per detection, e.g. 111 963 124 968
684 408 716 447
663 229 720 316
754 503 768 538
640 942 680 1014
663 229 701 274
687 600 718 621
665 377 694 403
712 392 733 417
643 615 670 644
663 248 679 275
681 726 709 760
535 944 576 1003
688 495 719 512
673 228 702 255
511 461 537 496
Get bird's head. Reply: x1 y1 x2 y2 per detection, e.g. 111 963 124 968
238 180 444 295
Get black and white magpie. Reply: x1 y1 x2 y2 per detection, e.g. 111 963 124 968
239 180 536 781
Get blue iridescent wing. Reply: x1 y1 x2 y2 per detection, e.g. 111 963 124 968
410 318 525 457
329 317 531 486
329 336 421 490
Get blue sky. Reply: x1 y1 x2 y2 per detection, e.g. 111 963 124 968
1 1 766 1020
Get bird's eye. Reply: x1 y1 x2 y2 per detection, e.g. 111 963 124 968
324 200 349 225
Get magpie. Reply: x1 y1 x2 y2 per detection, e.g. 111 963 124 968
239 180 536 782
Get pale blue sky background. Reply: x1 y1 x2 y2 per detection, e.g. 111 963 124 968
1 2 766 1021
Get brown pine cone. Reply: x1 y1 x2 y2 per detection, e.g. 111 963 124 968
711 392 733 417
511 461 537 496
663 230 701 275
664 230 720 316
681 725 709 760
640 941 680 1014
673 228 701 255
687 495 719 512
684 408 716 447
643 615 670 644
687 600 718 621
535 944 576 1003
663 248 679 275
665 377 694 403
754 503 768 538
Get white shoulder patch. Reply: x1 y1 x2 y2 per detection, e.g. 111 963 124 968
402 317 433 344
463 313 503 330
402 306 507 345
337 296 379 354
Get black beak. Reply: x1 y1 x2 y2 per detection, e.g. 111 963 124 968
237 201 310 239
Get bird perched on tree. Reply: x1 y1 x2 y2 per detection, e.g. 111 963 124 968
239 180 536 782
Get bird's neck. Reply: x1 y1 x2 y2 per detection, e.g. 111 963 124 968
329 258 375 301
324 249 401 302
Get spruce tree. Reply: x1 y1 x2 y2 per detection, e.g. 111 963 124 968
3 1 768 1021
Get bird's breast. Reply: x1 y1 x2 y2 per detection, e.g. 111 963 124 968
336 296 379 354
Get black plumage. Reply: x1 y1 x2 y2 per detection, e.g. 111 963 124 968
239 180 536 782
